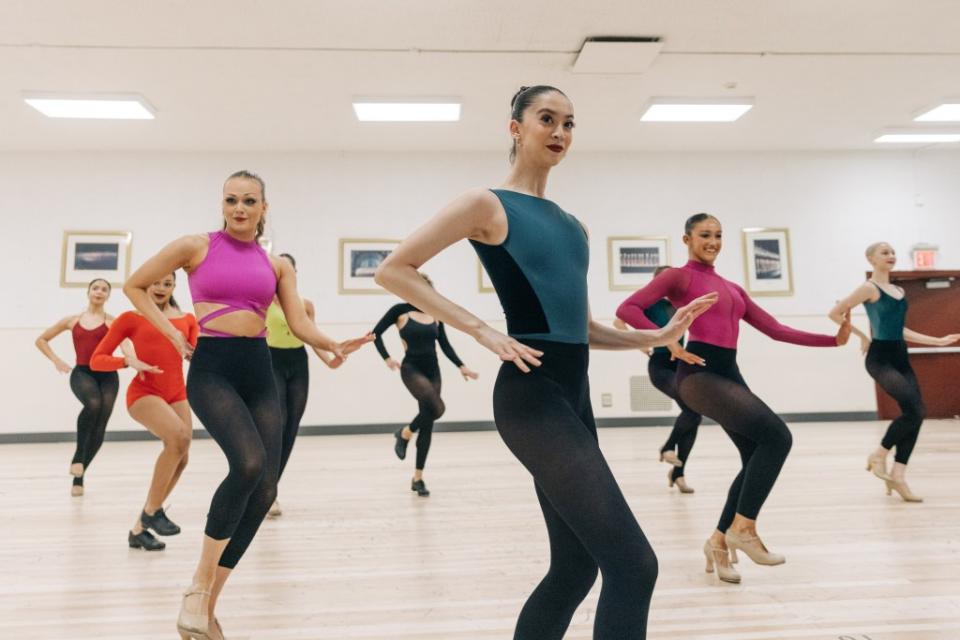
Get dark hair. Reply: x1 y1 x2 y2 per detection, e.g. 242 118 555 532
168 271 180 310
279 253 296 269
223 170 267 239
509 85 567 163
87 278 111 292
684 212 720 235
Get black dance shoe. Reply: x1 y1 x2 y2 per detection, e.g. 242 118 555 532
141 508 181 536
394 428 409 460
411 479 430 497
128 529 166 551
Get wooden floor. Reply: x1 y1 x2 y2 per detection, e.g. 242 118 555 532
1 420 959 640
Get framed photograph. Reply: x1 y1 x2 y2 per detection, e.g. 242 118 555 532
477 259 494 293
338 238 400 294
60 230 133 288
607 236 670 290
742 227 794 296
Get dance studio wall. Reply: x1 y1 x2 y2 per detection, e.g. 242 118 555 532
3 149 958 435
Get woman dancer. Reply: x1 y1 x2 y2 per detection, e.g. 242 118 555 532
376 85 716 639
614 266 702 493
123 170 372 640
266 252 343 517
617 213 851 585
829 241 959 502
91 272 197 551
35 278 125 496
372 273 479 497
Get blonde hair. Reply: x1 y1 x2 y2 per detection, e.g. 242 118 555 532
865 242 891 258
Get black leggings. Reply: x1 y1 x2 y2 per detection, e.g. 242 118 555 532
866 340 925 464
68 366 119 476
494 340 657 640
400 354 444 471
648 352 702 480
677 342 792 532
269 346 310 479
187 338 281 569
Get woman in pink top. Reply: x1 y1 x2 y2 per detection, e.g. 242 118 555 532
617 213 850 585
124 170 373 640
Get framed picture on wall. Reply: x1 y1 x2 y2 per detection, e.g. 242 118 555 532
742 227 794 296
607 236 670 290
338 238 400 294
60 230 133 288
477 259 494 293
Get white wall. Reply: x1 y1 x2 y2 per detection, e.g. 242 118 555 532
4 149 958 435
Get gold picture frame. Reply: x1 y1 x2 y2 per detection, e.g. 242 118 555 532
477 258 494 293
60 230 133 288
607 236 670 291
338 238 400 294
741 227 794 296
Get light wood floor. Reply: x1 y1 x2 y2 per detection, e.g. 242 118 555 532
1 420 958 640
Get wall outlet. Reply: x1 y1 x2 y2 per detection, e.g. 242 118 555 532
601 393 613 407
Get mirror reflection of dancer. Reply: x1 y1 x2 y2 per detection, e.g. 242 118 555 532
265 252 345 518
124 170 373 640
614 265 702 494
376 85 715 639
372 273 479 497
35 278 127 496
90 272 197 551
618 213 851 585
829 242 960 502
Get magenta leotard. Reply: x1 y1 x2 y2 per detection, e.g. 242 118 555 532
616 260 836 349
188 231 277 337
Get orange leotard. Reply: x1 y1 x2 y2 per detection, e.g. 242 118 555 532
90 311 199 408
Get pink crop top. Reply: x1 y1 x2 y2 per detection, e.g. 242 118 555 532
188 231 277 337
616 260 837 350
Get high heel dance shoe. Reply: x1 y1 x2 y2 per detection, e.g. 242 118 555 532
703 540 741 583
659 449 683 467
411 479 430 497
668 469 695 494
394 428 409 460
866 453 891 480
885 479 923 502
724 530 785 566
177 587 211 640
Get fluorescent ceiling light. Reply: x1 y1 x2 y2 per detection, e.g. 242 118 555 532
353 101 460 122
874 133 960 143
641 98 753 122
23 93 155 119
914 103 960 122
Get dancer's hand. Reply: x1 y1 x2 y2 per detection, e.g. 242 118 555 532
168 331 193 360
475 325 543 373
54 358 72 374
126 356 163 380
936 333 960 346
835 310 852 346
859 334 871 355
339 333 376 357
668 343 706 366
385 357 401 371
659 293 718 344
459 365 479 381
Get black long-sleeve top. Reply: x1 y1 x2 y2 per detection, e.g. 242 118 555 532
371 303 464 367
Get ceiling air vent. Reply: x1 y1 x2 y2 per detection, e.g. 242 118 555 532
573 36 663 74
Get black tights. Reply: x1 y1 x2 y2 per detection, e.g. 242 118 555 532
270 347 310 479
866 340 925 464
187 338 281 570
400 355 444 471
647 352 702 480
678 342 792 533
494 340 657 640
68 366 119 479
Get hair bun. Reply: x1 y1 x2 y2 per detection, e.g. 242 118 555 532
510 86 531 107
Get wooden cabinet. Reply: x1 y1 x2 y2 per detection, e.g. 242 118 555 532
869 270 960 420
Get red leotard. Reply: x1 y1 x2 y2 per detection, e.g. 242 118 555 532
90 311 199 408
72 321 108 366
